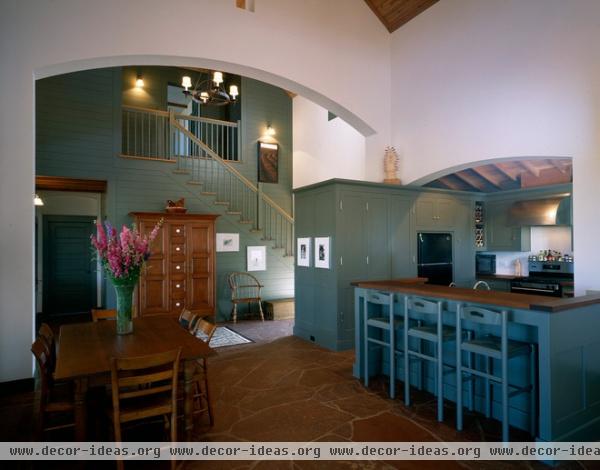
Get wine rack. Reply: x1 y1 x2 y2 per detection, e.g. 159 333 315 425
475 201 485 248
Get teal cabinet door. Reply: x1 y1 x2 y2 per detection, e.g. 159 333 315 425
436 198 457 229
415 199 436 228
391 195 414 277
339 194 367 281
487 201 531 251
366 196 390 280
415 197 457 230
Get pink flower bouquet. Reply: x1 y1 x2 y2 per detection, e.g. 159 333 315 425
91 219 163 284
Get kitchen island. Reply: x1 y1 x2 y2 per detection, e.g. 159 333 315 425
353 279 600 442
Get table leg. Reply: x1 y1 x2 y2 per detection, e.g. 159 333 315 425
183 360 195 441
74 377 88 441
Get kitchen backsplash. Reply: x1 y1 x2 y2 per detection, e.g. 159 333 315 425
486 226 573 276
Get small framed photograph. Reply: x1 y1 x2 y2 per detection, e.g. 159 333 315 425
247 246 267 271
216 233 240 252
297 237 311 267
314 237 330 269
258 142 279 183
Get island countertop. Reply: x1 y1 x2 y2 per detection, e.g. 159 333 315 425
351 279 600 312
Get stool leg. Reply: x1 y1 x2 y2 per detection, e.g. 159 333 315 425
485 357 492 418
530 344 537 437
404 302 410 407
437 339 443 422
364 299 369 388
466 331 474 412
502 357 509 442
390 336 395 399
456 339 463 431
417 339 423 390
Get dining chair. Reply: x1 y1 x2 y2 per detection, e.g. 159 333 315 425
92 308 117 322
178 308 199 333
38 323 56 373
190 318 217 426
227 272 265 323
456 304 537 441
31 337 74 439
109 348 182 470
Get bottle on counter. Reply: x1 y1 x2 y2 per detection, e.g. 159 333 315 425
514 259 522 276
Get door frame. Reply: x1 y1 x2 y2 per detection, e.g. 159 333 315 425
42 215 97 316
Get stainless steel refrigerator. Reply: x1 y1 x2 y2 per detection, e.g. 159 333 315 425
417 232 453 286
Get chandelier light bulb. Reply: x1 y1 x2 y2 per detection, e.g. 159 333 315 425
200 91 209 103
181 76 192 91
213 71 223 86
229 85 239 99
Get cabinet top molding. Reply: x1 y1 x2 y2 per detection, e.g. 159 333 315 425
129 212 220 220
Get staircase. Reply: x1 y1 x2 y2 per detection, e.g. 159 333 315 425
121 105 294 257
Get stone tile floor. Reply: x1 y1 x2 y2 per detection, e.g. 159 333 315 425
1 319 592 469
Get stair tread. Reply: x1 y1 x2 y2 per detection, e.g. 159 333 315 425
187 181 203 185
214 201 229 205
226 211 242 215
173 170 190 174
201 192 217 196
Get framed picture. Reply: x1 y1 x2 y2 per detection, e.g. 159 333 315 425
314 237 330 269
247 245 267 271
297 237 311 267
258 142 279 183
216 233 239 252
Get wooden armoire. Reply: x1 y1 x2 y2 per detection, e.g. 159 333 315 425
131 212 219 321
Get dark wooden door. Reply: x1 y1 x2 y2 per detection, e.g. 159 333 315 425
139 216 169 315
43 216 96 316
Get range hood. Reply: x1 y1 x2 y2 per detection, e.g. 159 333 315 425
508 195 572 226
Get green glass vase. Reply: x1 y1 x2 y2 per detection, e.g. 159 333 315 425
113 278 137 335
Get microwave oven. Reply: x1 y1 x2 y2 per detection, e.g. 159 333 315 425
476 254 496 275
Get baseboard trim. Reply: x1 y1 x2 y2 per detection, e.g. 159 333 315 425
0 377 34 396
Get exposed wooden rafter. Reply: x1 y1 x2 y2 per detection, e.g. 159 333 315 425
494 162 520 181
470 166 504 189
454 170 489 192
364 0 439 33
519 160 541 177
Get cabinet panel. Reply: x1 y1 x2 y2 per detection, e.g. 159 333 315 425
367 196 390 279
138 217 168 314
416 199 436 228
391 196 414 277
487 202 531 251
436 198 457 228
339 195 367 281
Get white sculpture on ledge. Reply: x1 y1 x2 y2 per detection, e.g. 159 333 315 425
383 146 401 184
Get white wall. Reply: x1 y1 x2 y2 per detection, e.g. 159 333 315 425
389 0 600 294
0 0 391 381
293 96 366 188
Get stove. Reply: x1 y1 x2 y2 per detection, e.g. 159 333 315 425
510 261 574 298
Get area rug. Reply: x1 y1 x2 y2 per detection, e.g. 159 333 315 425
197 326 253 348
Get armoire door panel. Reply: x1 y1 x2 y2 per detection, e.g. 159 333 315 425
191 256 210 274
189 224 211 253
141 279 168 313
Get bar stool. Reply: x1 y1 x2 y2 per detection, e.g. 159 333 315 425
456 304 537 441
403 296 458 422
363 291 403 399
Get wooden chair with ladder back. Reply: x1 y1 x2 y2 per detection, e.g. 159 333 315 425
109 348 182 470
178 308 199 334
31 337 75 439
92 308 117 322
227 272 265 323
191 317 216 426
38 323 57 373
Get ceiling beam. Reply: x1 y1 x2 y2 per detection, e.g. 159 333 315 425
470 166 504 189
548 159 569 174
437 176 466 191
454 170 490 192
494 163 520 181
518 160 541 177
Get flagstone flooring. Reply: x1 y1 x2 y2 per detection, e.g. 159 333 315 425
1 319 591 469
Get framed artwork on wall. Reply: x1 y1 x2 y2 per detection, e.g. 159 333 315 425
247 245 267 271
314 237 330 269
216 233 240 252
258 142 279 183
297 237 311 267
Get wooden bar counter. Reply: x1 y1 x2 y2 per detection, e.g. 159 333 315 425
353 279 600 442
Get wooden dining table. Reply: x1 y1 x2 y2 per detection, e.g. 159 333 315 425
54 316 215 441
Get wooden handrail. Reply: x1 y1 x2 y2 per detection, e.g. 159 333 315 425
171 118 293 223
174 113 238 128
122 105 170 117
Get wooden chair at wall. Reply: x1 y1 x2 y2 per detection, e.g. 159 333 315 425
227 272 265 323
190 318 217 426
109 348 182 470
92 308 117 322
31 337 74 439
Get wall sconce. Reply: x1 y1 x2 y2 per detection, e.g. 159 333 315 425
135 74 144 88
34 194 44 206
266 125 275 136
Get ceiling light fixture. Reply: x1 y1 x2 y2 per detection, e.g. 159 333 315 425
181 71 239 106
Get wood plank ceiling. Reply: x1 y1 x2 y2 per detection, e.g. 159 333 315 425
364 0 439 32
425 159 573 193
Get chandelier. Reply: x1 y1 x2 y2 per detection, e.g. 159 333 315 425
181 71 239 106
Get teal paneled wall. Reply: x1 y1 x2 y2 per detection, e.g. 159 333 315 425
241 77 293 214
36 67 293 320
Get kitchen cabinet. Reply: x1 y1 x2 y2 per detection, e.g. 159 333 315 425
415 196 457 229
476 278 511 292
486 201 531 251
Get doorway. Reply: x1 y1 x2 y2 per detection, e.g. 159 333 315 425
42 215 97 317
